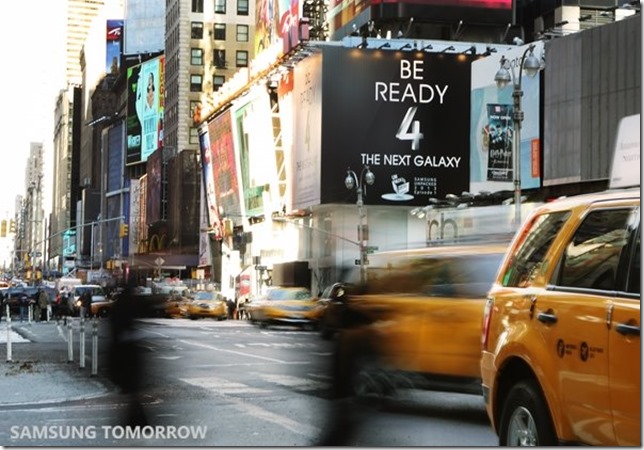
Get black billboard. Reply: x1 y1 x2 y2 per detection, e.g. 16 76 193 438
320 46 474 207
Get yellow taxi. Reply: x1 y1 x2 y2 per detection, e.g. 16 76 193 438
185 291 228 320
333 241 509 399
247 287 320 329
480 187 640 445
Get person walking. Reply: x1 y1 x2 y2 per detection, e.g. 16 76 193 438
80 290 92 318
38 288 50 322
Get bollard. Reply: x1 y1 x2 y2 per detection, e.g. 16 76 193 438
28 304 33 325
91 317 98 376
67 317 73 362
79 316 85 369
6 304 11 362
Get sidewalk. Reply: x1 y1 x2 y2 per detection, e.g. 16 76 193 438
0 320 112 407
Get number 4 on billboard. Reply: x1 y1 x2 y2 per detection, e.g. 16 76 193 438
396 106 424 150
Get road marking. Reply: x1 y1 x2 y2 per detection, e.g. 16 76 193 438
178 339 290 363
253 373 329 391
179 377 319 436
181 376 269 395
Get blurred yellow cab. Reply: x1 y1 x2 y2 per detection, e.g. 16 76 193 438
247 287 320 329
333 241 509 398
185 291 228 320
481 187 640 446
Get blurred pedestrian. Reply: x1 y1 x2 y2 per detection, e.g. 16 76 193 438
19 293 29 322
80 290 92 318
38 288 50 322
226 297 236 320
108 279 150 427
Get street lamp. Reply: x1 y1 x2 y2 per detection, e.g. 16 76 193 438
494 44 542 225
344 165 375 285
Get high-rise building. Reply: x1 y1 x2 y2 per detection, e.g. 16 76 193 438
164 0 256 154
50 0 111 273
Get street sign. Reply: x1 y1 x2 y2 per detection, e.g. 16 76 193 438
155 256 165 266
365 246 379 254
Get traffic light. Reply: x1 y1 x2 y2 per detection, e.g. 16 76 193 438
119 223 129 238
9 220 15 234
0 220 6 238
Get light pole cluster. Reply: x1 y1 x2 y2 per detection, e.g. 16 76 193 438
494 44 543 225
344 165 375 285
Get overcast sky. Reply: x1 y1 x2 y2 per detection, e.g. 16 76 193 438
0 2 66 219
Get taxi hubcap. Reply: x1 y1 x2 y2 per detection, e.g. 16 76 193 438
507 406 538 446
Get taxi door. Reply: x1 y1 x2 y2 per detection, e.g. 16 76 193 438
542 206 636 444
608 225 640 446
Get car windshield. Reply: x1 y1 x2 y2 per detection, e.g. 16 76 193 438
195 292 215 300
266 289 311 301
75 287 104 297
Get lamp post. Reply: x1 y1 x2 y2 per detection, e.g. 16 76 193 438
344 165 375 285
494 44 542 225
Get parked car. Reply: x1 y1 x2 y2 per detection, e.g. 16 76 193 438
480 187 640 446
246 287 320 329
184 291 228 320
331 242 509 399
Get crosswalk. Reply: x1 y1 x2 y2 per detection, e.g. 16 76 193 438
180 371 333 398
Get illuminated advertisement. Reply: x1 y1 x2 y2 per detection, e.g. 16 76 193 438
129 178 141 254
231 86 279 218
470 41 543 194
207 110 243 224
106 19 123 76
255 0 299 56
320 47 473 206
126 55 165 164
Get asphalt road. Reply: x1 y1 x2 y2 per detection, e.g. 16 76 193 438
0 318 498 446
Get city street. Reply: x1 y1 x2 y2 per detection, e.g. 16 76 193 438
0 318 497 446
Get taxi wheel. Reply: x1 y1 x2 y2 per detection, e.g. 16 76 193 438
349 352 394 405
97 308 109 318
498 380 557 446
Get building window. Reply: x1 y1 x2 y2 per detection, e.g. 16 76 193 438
214 49 226 69
189 127 200 144
191 22 203 39
213 75 225 91
236 24 249 42
192 0 204 13
237 0 248 15
191 48 203 66
213 23 226 40
214 0 226 13
236 50 248 67
190 74 203 92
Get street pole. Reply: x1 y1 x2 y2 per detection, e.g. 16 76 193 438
345 165 375 286
494 44 542 226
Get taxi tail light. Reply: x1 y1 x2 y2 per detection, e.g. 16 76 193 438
481 298 494 351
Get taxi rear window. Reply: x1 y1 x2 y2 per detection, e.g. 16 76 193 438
502 211 570 287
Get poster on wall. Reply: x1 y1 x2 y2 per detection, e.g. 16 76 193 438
292 52 323 210
106 19 123 76
320 47 473 206
277 69 294 211
485 103 513 182
207 110 243 225
231 86 279 218
198 126 223 239
470 42 543 194
126 55 165 165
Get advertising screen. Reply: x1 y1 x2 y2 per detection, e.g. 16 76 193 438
320 47 473 206
126 55 165 165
